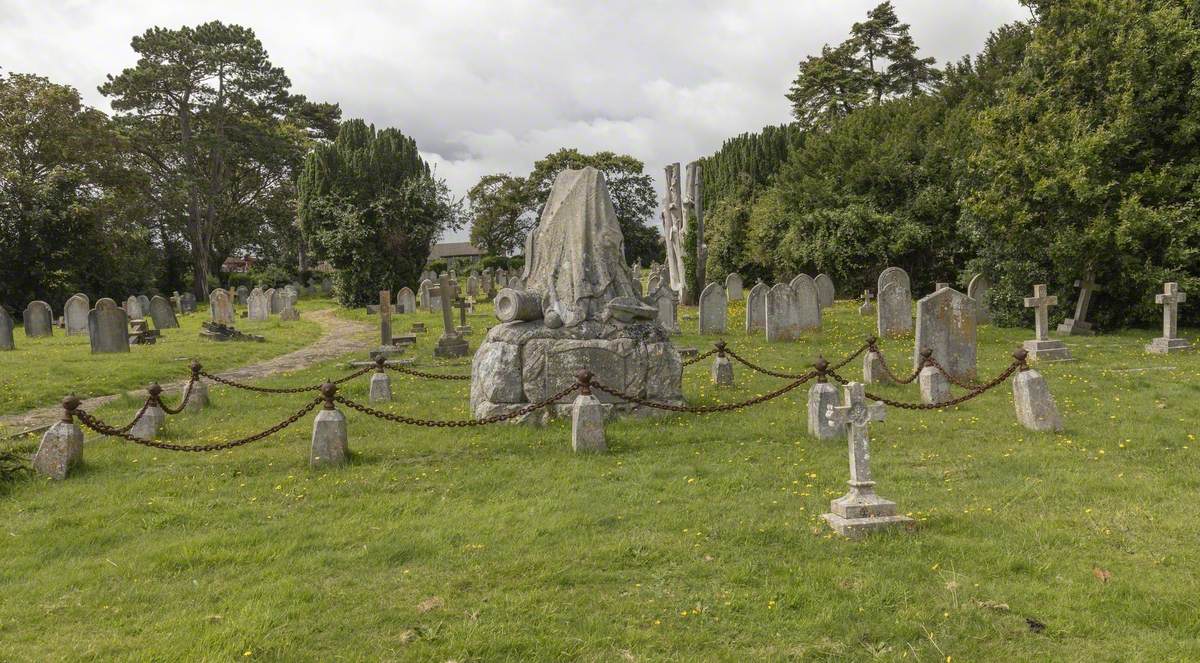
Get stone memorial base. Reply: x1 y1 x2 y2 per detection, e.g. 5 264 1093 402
369 345 406 361
456 325 473 336
434 334 469 358
822 487 915 539
1023 338 1073 361
1057 318 1094 336
1146 337 1191 354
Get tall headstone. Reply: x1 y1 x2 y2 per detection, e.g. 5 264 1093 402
236 286 250 305
792 276 821 331
481 268 494 293
765 283 800 342
137 295 151 318
1146 282 1190 354
0 306 14 350
650 284 681 335
1058 271 1100 336
379 290 393 347
267 288 282 314
1022 284 1071 361
697 283 727 335
877 282 913 338
745 281 768 333
877 267 910 300
418 279 433 310
88 298 129 353
467 275 480 298
814 273 835 308
63 294 89 336
148 295 179 329
125 295 144 320
179 292 196 314
434 275 468 358
967 274 991 324
822 382 913 538
209 289 234 325
246 288 269 321
914 286 977 382
397 287 416 314
724 273 744 301
647 273 663 295
23 301 53 337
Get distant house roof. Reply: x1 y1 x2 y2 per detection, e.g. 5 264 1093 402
429 242 484 259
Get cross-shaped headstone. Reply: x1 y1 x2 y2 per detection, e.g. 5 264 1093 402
453 296 470 329
437 275 456 336
1060 271 1101 334
1023 284 1057 341
826 382 887 494
1156 282 1187 340
379 290 392 346
862 289 873 305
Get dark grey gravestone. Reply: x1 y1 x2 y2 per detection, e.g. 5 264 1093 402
149 295 179 329
23 301 53 337
88 298 129 353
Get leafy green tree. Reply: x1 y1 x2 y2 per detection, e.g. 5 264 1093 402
786 42 870 128
467 173 528 256
297 120 460 305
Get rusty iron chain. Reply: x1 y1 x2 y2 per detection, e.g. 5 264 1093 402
924 356 986 390
590 371 818 413
157 378 196 415
828 358 1022 410
723 348 812 379
828 340 871 371
334 383 580 427
74 398 322 452
681 348 718 366
199 365 373 394
110 398 153 434
870 347 922 384
384 364 472 381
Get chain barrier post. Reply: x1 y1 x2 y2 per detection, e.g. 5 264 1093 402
32 395 85 480
862 336 888 385
807 356 840 440
186 360 209 413
311 381 349 468
711 340 734 387
1010 348 1064 432
369 355 393 403
571 369 607 453
131 383 167 440
916 348 949 405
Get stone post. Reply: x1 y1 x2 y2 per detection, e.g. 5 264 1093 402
131 383 167 440
33 396 84 480
570 370 607 453
1011 349 1064 432
185 360 209 413
807 357 840 440
916 349 949 405
711 341 734 386
311 381 349 468
369 356 393 403
862 338 888 384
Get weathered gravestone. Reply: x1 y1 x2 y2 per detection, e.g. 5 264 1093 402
914 286 977 382
0 306 14 350
428 281 443 312
1022 284 1071 361
418 279 433 310
481 268 494 293
765 283 801 342
650 284 681 335
137 295 151 318
396 287 416 314
859 290 875 316
88 298 130 353
63 294 89 336
434 275 468 358
792 276 821 331
148 295 179 329
209 289 234 325
698 283 727 335
877 267 910 299
745 281 768 333
967 274 991 324
125 296 144 320
467 275 480 298
877 282 913 338
23 301 53 337
180 292 196 313
266 288 282 314
1146 282 1190 354
814 273 835 308
247 288 270 321
1058 271 1100 336
725 273 744 301
647 273 663 295
236 286 250 305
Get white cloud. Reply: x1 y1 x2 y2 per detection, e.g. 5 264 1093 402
0 0 1029 240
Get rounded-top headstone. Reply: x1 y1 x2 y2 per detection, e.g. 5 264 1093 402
877 267 911 301
23 301 53 338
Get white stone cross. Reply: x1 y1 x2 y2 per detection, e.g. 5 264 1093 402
1156 282 1187 340
862 289 874 304
827 382 887 493
1023 284 1057 341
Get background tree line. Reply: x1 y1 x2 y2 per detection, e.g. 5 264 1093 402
698 0 1200 329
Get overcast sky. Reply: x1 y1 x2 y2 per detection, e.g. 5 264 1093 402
2 0 1029 242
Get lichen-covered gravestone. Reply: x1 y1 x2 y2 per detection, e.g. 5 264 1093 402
765 283 800 342
792 275 822 331
125 295 144 320
877 267 910 299
148 295 179 329
209 289 234 325
725 273 744 301
23 301 53 338
814 273 835 309
137 295 151 318
914 286 977 382
64 294 89 336
88 298 130 353
877 282 913 338
967 274 991 324
745 282 768 333
236 286 250 305
397 287 416 314
698 283 727 335
246 288 269 321
0 306 14 350
649 284 680 335
266 288 281 314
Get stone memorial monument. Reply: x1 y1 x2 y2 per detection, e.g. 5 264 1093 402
247 288 269 321
0 306 14 350
1058 271 1100 335
1022 284 1071 361
470 167 683 420
745 281 768 333
23 301 53 337
967 273 991 324
88 298 130 353
64 294 89 335
914 285 977 382
765 283 800 342
125 295 144 320
1146 282 1190 354
877 282 913 338
649 283 681 335
815 273 835 308
725 273 743 301
793 276 821 331
698 283 727 335
397 287 416 314
148 295 179 329
434 275 468 358
210 289 234 325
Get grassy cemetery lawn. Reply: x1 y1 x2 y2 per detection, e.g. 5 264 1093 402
2 299 1199 660
0 299 328 419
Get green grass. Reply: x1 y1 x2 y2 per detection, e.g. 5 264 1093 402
1 298 1199 661
0 300 327 418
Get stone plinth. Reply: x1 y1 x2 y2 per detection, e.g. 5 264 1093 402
918 366 949 405
711 355 734 386
807 381 839 440
1023 339 1073 361
130 404 166 440
863 351 887 384
1146 337 1191 354
33 420 83 480
571 393 607 453
434 334 469 358
310 409 348 468
369 372 393 403
1012 368 1063 432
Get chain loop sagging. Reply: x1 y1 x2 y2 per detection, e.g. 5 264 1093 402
681 349 718 366
723 348 811 379
590 371 818 413
828 358 1022 410
74 398 322 451
384 364 472 381
110 398 154 434
333 383 580 427
157 378 196 415
924 356 985 390
199 365 373 394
